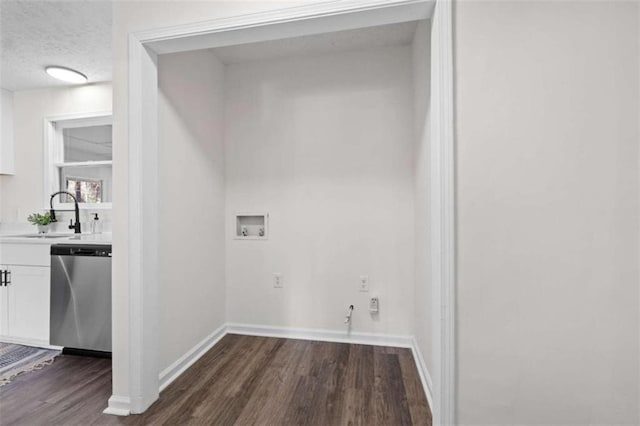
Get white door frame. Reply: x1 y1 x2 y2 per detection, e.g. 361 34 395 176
429 1 456 423
116 0 455 423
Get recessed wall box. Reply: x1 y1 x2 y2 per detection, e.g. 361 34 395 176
235 213 268 240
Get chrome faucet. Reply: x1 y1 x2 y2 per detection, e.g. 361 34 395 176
50 191 81 234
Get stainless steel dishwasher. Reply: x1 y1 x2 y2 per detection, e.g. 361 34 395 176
50 244 112 354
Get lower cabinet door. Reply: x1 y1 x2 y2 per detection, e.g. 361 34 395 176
7 265 50 343
0 266 9 336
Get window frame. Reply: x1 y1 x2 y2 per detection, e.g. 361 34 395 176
44 112 113 211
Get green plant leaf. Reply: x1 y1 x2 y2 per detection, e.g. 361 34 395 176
27 212 52 226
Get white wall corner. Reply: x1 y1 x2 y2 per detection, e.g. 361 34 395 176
159 324 227 391
637 0 640 420
127 32 160 415
430 0 456 424
103 395 131 416
411 337 435 413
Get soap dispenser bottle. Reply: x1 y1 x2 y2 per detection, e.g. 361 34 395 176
91 213 101 234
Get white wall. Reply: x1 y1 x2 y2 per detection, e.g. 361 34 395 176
412 19 432 378
157 50 226 372
224 46 415 335
0 83 112 224
1 89 15 175
112 0 321 399
454 1 639 424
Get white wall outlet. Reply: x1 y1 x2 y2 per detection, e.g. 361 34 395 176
358 275 369 292
369 297 379 313
273 273 283 288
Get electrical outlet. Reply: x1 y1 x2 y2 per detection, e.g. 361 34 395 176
273 273 283 288
359 275 369 292
369 297 379 313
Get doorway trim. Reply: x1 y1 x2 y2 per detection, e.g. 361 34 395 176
114 0 455 424
429 1 456 424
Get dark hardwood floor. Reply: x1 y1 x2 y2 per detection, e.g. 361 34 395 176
0 335 431 426
0 352 112 425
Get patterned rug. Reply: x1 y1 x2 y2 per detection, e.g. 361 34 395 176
0 343 61 387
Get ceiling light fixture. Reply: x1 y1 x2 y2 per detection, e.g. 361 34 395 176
45 66 88 84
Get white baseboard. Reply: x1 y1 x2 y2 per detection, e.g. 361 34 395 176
158 324 227 391
226 323 414 348
411 336 434 413
103 395 131 416
0 336 62 351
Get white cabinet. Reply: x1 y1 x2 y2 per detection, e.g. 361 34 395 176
6 266 50 342
0 243 51 346
0 89 15 175
0 280 9 335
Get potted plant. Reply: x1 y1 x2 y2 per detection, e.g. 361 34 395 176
27 212 53 234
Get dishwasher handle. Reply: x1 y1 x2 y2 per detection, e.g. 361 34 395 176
71 248 100 256
51 244 112 257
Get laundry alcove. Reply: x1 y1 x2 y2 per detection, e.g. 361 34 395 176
116 1 455 419
156 19 431 374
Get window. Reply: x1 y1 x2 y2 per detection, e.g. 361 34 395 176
66 177 103 203
45 113 112 209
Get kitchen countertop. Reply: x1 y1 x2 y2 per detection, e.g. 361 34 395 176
0 232 112 245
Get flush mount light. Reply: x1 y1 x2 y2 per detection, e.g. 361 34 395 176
45 66 88 84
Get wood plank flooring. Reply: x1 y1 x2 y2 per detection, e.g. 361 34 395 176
0 335 431 426
0 353 112 425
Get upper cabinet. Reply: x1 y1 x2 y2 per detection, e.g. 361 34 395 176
0 89 15 175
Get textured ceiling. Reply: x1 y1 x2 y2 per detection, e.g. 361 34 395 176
211 21 418 64
1 0 112 91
